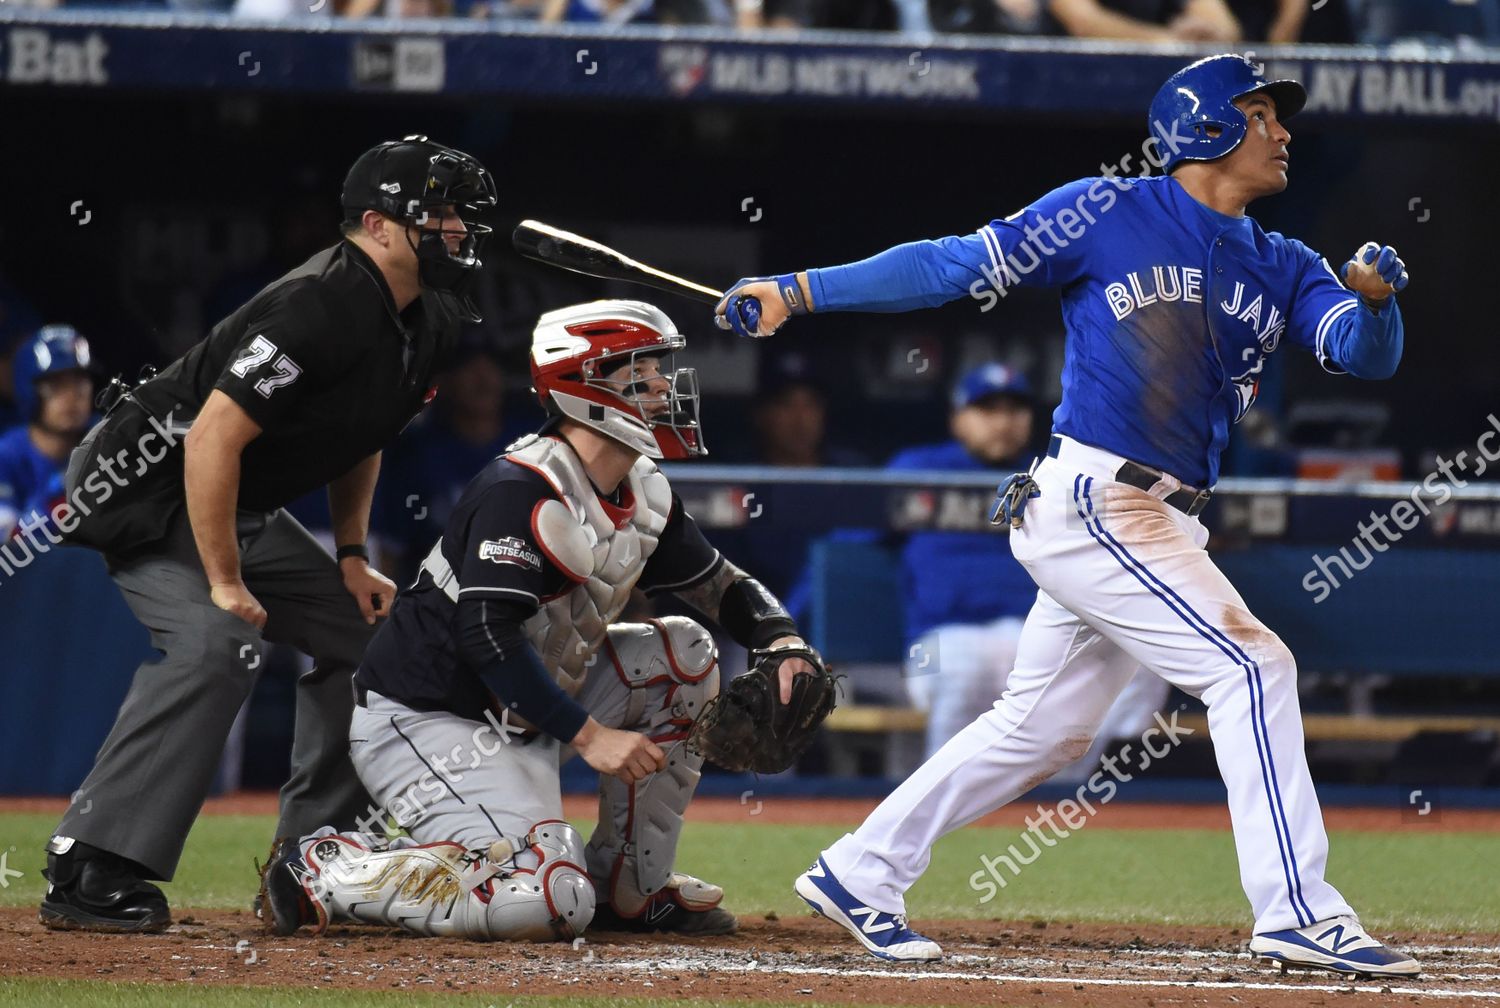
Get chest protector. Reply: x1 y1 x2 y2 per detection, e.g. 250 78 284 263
505 434 673 696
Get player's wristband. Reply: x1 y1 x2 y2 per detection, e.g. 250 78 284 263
336 543 370 563
773 272 811 316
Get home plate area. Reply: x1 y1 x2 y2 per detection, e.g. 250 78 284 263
4 909 1500 1006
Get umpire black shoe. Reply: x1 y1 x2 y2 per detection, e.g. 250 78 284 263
257 837 320 936
39 836 171 934
588 873 737 937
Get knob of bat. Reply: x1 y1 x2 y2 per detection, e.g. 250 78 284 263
737 297 762 338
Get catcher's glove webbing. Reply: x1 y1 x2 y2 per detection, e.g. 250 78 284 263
687 644 839 774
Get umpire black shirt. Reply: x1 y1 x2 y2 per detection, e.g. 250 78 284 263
68 240 459 551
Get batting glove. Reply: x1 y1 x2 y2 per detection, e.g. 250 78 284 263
989 472 1040 530
714 273 809 339
1341 242 1409 305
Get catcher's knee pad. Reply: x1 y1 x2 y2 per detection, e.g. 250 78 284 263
296 822 593 942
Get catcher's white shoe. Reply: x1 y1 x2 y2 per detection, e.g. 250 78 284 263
1249 915 1420 978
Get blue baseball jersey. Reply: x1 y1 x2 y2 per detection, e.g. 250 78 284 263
0 425 64 537
806 175 1404 487
888 440 1035 642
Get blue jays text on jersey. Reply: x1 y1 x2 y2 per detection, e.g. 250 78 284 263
803 174 1403 487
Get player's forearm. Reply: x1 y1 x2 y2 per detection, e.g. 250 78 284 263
457 597 590 743
674 560 799 650
1326 298 1404 380
328 451 381 550
184 434 246 586
805 236 986 313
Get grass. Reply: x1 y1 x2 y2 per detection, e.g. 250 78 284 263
0 980 967 1008
2 810 1497 932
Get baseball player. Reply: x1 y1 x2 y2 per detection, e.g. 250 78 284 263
41 136 495 934
0 325 93 542
257 300 818 941
715 55 1418 978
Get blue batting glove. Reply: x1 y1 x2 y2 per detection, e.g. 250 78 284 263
715 277 768 339
711 277 762 340
1342 243 1409 294
714 273 809 339
989 472 1040 530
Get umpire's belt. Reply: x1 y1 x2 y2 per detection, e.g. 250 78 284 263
1047 434 1213 517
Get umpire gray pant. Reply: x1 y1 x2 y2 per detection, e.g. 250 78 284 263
53 505 376 880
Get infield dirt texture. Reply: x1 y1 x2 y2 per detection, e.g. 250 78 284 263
2 795 1498 1007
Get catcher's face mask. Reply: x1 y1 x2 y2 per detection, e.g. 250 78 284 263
530 300 707 461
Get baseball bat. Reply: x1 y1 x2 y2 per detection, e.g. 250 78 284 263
512 220 724 306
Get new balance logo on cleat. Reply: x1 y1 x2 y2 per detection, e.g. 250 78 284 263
849 906 896 935
1317 923 1360 953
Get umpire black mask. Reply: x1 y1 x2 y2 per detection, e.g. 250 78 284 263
342 135 497 322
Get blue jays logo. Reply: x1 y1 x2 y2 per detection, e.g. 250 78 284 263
1221 282 1287 422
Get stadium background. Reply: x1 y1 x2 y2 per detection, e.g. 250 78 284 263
3 1 1500 815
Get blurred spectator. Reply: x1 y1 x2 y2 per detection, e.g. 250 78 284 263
931 0 1041 34
344 0 457 14
540 0 654 24
233 0 336 17
742 350 865 602
753 349 863 469
375 337 531 583
895 364 1039 758
895 364 1169 773
1357 0 1498 46
0 326 94 541
1044 0 1239 42
1229 0 1353 42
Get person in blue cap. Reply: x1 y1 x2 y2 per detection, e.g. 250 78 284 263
0 324 94 542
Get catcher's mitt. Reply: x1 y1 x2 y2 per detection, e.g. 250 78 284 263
687 644 839 774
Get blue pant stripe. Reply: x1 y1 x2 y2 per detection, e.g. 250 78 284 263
1072 476 1312 926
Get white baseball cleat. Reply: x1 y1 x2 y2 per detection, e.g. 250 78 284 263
1249 915 1420 978
793 856 942 963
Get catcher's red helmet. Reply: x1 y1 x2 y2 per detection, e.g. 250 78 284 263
529 300 705 461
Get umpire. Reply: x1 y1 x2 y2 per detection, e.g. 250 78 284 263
40 135 496 933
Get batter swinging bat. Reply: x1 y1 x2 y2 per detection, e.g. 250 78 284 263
513 220 724 306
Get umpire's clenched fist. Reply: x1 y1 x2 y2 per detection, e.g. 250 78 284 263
1341 242 1408 304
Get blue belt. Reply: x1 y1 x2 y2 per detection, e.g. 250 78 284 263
1047 434 1212 517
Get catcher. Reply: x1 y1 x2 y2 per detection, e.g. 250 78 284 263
257 299 835 942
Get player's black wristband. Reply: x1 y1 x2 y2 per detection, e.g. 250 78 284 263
719 575 798 651
335 543 370 563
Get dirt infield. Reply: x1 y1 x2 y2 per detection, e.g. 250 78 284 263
9 796 1497 1005
5 908 1499 1006
5 793 1498 832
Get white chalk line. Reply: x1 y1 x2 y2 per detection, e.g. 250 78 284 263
946 952 1499 980
601 955 1500 999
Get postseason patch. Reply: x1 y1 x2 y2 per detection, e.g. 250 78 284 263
479 536 543 571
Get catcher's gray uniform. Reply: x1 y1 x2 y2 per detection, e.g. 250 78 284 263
283 433 731 940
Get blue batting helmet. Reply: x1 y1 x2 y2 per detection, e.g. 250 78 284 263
1148 54 1306 174
13 324 91 420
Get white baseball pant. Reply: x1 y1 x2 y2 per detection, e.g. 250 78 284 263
823 435 1354 934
